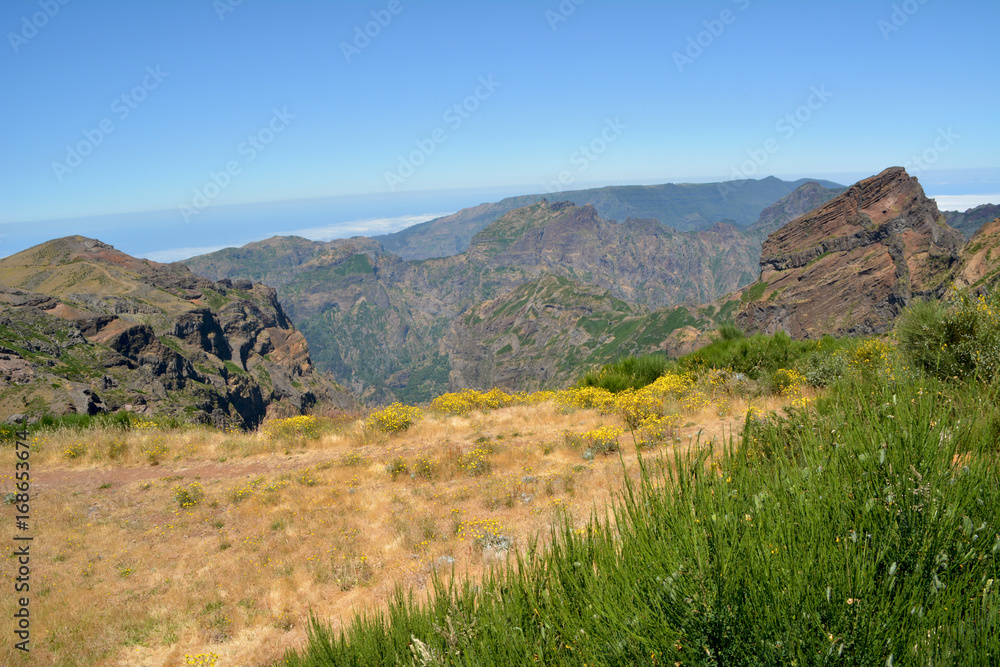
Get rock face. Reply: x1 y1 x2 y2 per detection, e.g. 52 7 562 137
0 237 353 426
954 217 1000 290
736 168 966 337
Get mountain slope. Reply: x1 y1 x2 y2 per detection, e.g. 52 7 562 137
954 216 1000 290
0 237 353 425
735 168 966 337
374 177 843 260
943 203 1000 239
445 275 715 391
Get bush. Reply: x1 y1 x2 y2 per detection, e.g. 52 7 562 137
385 457 408 481
583 427 621 457
580 354 671 393
263 415 321 440
897 290 1000 382
365 403 422 434
681 330 849 381
174 482 204 509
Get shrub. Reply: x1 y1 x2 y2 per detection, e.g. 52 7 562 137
583 426 621 456
580 354 671 393
366 403 422 434
897 289 1000 382
768 368 805 396
174 482 204 509
430 388 515 415
458 448 492 476
794 339 848 387
386 457 408 480
613 389 663 429
263 415 321 440
412 456 436 480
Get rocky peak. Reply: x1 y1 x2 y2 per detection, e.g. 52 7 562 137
736 168 965 337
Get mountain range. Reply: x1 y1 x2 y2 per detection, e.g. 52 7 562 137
2 171 995 419
184 177 845 402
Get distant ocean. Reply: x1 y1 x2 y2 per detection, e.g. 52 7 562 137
2 169 997 263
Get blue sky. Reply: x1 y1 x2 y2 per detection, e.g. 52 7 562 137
1 0 998 259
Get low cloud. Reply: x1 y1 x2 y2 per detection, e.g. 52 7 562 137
930 194 1000 211
284 212 453 241
138 212 453 263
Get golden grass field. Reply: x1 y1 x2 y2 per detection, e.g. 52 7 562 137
1 389 796 667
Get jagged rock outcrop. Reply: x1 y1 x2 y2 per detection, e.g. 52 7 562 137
0 237 353 426
736 168 965 337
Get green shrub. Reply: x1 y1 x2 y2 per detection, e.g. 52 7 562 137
896 289 1000 382
580 353 670 393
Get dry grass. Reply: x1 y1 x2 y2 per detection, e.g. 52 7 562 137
0 395 797 666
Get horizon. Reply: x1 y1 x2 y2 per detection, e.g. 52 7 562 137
1 0 998 260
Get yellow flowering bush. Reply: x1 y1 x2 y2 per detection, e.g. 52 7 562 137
645 371 694 397
583 426 621 456
365 403 422 433
770 368 806 397
263 415 320 440
556 386 616 411
62 440 87 460
430 388 518 415
174 482 204 509
458 448 492 476
613 388 663 429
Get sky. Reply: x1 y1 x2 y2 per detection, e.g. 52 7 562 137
1 0 998 260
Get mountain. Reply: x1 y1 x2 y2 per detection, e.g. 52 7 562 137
445 275 716 391
185 180 839 402
954 216 1000 290
0 237 353 426
735 167 967 337
374 176 844 260
943 203 1000 239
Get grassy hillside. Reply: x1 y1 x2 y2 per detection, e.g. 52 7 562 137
279 291 999 666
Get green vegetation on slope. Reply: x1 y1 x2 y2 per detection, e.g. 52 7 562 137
283 366 999 665
281 289 1000 666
